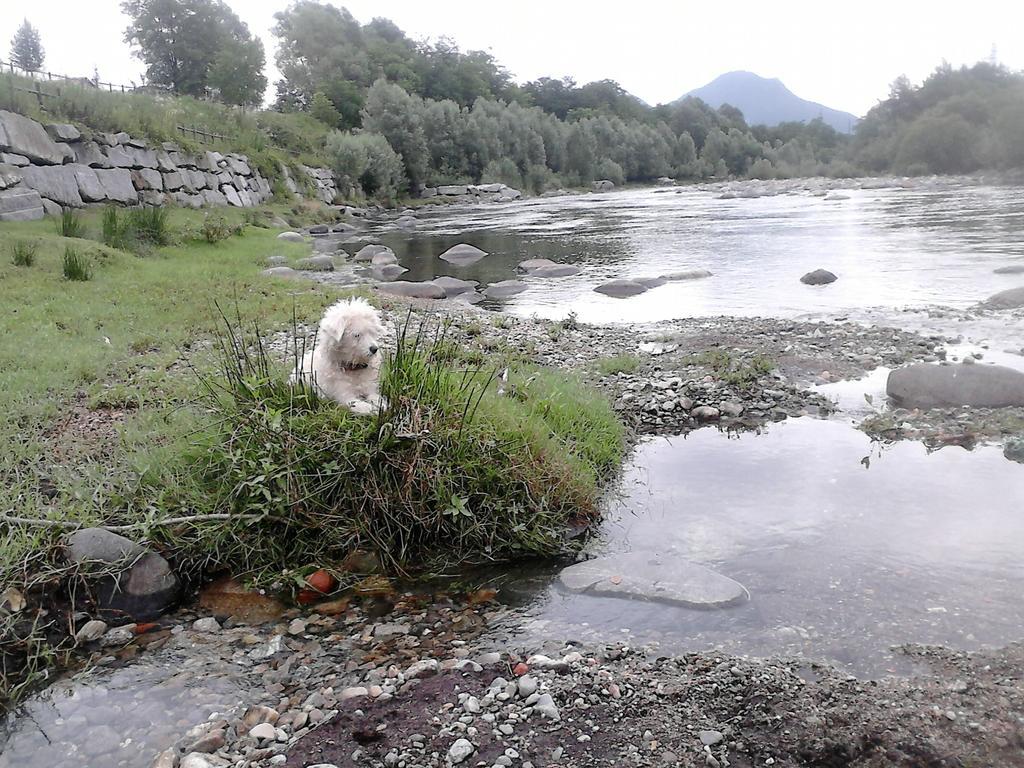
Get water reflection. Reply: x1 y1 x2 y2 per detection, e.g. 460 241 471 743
343 181 1024 322
489 418 1024 676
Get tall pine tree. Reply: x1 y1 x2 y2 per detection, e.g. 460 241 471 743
9 19 44 72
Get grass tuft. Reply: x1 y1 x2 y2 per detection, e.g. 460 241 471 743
56 209 85 239
9 240 36 267
126 207 171 247
594 354 641 376
61 246 92 281
147 311 624 582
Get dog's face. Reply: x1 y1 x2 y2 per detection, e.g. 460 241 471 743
318 298 385 368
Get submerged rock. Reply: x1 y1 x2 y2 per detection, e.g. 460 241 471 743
981 286 1024 309
64 528 179 621
373 263 408 281
595 279 648 298
439 243 487 266
592 179 615 192
661 268 712 281
531 263 581 277
483 280 528 299
355 244 394 262
559 552 747 608
518 258 555 272
887 363 1024 408
431 276 478 297
993 264 1024 275
801 269 838 285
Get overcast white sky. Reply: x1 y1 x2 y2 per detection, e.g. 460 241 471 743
2 1 1021 116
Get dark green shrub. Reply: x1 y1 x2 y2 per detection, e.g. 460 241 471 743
56 208 85 239
10 240 36 267
61 246 91 281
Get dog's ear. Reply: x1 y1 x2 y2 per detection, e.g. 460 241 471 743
320 311 346 345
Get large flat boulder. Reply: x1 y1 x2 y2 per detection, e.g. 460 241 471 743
559 552 748 609
19 164 84 207
94 168 139 204
373 263 409 280
377 280 446 299
72 165 107 203
65 528 179 621
45 123 81 142
355 244 393 262
981 287 1024 310
661 268 712 281
518 258 555 272
0 110 66 164
431 276 478 296
887 363 1024 408
993 265 1024 275
72 141 108 168
0 187 44 221
371 250 399 267
531 263 581 278
439 243 487 266
594 279 648 298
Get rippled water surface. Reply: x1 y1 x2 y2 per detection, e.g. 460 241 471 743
364 181 1024 323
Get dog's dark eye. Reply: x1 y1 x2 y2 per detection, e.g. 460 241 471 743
354 332 361 338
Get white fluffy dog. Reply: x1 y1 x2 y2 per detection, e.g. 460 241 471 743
290 297 386 415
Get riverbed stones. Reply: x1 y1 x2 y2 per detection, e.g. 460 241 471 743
296 255 335 271
886 363 1024 408
377 281 447 299
484 280 528 299
261 267 301 280
0 110 66 164
374 263 409 280
518 258 555 272
439 243 487 266
64 528 179 621
371 250 399 267
73 619 109 644
447 738 475 764
981 286 1024 309
801 269 838 285
595 279 648 298
355 244 393 262
431 276 478 296
559 552 747 608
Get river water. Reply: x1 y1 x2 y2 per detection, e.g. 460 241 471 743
4 178 1024 765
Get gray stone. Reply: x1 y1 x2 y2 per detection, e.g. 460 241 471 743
112 131 131 145
691 405 720 421
519 258 556 272
560 552 747 608
192 617 221 632
800 269 838 285
484 280 529 299
180 754 219 768
592 179 615 191
661 268 713 281
517 675 537 697
700 730 724 746
72 165 107 203
155 151 177 172
0 164 21 190
431 276 478 296
131 168 163 191
40 198 61 217
173 191 204 208
439 243 487 266
887 363 1024 408
0 187 44 221
100 623 137 647
595 279 648 298
982 287 1024 309
395 215 418 230
262 266 302 279
95 168 139 204
993 264 1024 275
448 738 475 764
74 619 108 644
222 186 243 207
378 281 447 299
162 170 186 191
296 255 335 271
140 190 166 206
437 184 468 196
530 264 580 278
58 143 75 163
308 224 329 235
45 123 81 142
201 188 227 207
0 110 66 164
371 250 399 267
18 165 84 207
475 182 505 193
533 693 560 721
374 264 408 280
71 141 108 168
198 151 224 171
497 188 522 202
103 145 135 168
355 244 393 262
65 528 179 620
1005 438 1024 464
224 155 251 176
0 152 30 166
278 231 305 244
420 186 437 198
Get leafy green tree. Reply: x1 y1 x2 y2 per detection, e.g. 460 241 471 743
309 91 343 128
207 35 267 107
361 79 429 191
327 131 405 199
9 19 44 72
122 0 265 101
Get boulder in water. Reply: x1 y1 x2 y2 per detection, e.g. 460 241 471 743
981 286 1024 309
886 363 1024 408
801 269 837 285
592 179 615 192
439 243 487 266
355 244 394 262
531 264 581 278
993 264 1024 275
484 280 528 299
559 552 747 608
431 276 479 297
377 280 446 299
372 263 408 281
518 258 555 272
661 268 712 281
594 279 648 298
371 250 398 267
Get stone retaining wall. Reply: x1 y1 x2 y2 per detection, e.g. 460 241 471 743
0 109 338 221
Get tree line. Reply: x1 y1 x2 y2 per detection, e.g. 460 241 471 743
10 2 1024 200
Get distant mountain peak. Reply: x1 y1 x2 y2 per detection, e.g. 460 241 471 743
681 72 858 133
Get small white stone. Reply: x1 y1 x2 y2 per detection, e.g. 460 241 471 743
249 722 277 742
448 737 475 764
192 617 220 633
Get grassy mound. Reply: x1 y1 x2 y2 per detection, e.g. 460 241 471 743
155 315 624 580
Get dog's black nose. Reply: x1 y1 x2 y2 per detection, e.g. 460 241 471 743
369 345 378 354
